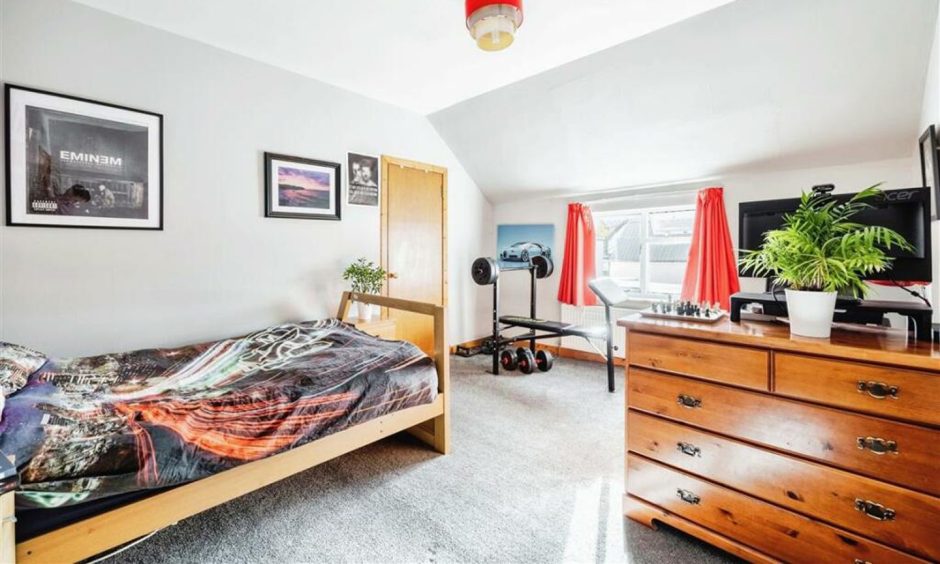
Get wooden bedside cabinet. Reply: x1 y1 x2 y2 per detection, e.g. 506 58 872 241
347 318 397 340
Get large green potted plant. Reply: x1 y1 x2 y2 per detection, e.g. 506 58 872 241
342 258 387 321
739 185 912 338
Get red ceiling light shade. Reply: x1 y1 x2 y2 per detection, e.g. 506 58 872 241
466 0 524 52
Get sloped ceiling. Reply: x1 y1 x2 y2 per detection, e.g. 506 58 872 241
430 0 940 203
70 0 732 114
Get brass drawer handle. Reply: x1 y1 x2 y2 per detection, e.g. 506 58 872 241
676 394 702 409
855 498 896 521
857 436 898 455
676 488 700 505
854 560 872 564
857 380 899 400
677 442 702 457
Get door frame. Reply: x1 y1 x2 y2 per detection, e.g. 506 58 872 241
380 155 448 310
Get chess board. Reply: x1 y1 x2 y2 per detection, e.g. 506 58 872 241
639 309 727 324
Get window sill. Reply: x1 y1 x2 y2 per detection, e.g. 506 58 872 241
578 298 657 310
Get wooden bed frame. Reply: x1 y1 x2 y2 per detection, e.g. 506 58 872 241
3 292 449 563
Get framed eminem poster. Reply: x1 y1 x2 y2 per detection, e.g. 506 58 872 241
347 152 379 206
264 152 341 220
5 84 163 230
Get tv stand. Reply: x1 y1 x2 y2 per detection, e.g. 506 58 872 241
729 292 934 341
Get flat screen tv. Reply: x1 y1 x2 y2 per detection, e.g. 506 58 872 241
739 187 932 284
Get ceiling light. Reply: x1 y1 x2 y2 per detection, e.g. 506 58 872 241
466 1 524 52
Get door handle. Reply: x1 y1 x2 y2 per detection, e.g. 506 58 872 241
676 442 702 457
857 380 899 400
388 272 399 279
676 394 702 409
676 488 701 505
854 499 896 521
857 436 898 455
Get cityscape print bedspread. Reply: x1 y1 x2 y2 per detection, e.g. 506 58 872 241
0 320 437 509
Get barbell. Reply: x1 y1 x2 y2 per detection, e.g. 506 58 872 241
471 255 554 285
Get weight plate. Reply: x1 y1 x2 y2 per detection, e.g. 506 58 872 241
517 348 535 374
535 349 554 372
531 255 554 279
471 257 499 285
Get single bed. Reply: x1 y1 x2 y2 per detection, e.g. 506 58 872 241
0 292 449 563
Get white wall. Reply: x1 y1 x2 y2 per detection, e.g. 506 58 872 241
485 157 919 340
0 0 494 356
919 6 940 322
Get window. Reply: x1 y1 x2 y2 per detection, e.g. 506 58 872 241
594 206 695 300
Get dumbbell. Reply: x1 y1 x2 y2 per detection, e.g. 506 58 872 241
500 347 554 373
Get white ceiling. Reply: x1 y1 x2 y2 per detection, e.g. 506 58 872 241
430 0 940 202
70 0 732 114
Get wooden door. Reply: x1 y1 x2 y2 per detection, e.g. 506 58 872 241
381 156 447 354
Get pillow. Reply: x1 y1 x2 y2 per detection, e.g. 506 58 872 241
0 342 47 397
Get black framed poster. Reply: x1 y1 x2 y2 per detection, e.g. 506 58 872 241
5 84 163 230
264 152 341 220
919 124 939 220
347 152 379 206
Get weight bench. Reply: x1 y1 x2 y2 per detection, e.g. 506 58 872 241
473 252 628 392
497 316 608 340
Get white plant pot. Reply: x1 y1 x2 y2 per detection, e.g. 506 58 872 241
785 289 837 338
355 301 373 322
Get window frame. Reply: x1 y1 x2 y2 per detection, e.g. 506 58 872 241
594 203 696 302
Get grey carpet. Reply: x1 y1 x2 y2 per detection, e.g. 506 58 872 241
110 356 738 564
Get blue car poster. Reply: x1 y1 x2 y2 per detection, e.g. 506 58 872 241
496 224 555 269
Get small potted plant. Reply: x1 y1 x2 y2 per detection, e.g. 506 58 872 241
739 185 912 338
342 258 387 321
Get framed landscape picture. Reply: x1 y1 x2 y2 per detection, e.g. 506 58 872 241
5 84 163 229
264 152 341 220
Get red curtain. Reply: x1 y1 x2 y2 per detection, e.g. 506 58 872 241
681 187 740 310
557 203 598 306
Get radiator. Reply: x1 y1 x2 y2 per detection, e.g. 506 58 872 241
560 304 641 358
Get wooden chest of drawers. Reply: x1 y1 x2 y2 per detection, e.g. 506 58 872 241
619 316 940 563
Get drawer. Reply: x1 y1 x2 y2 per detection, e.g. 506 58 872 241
628 368 940 496
628 332 768 390
775 353 940 427
628 411 940 561
627 455 924 563
624 495 778 563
